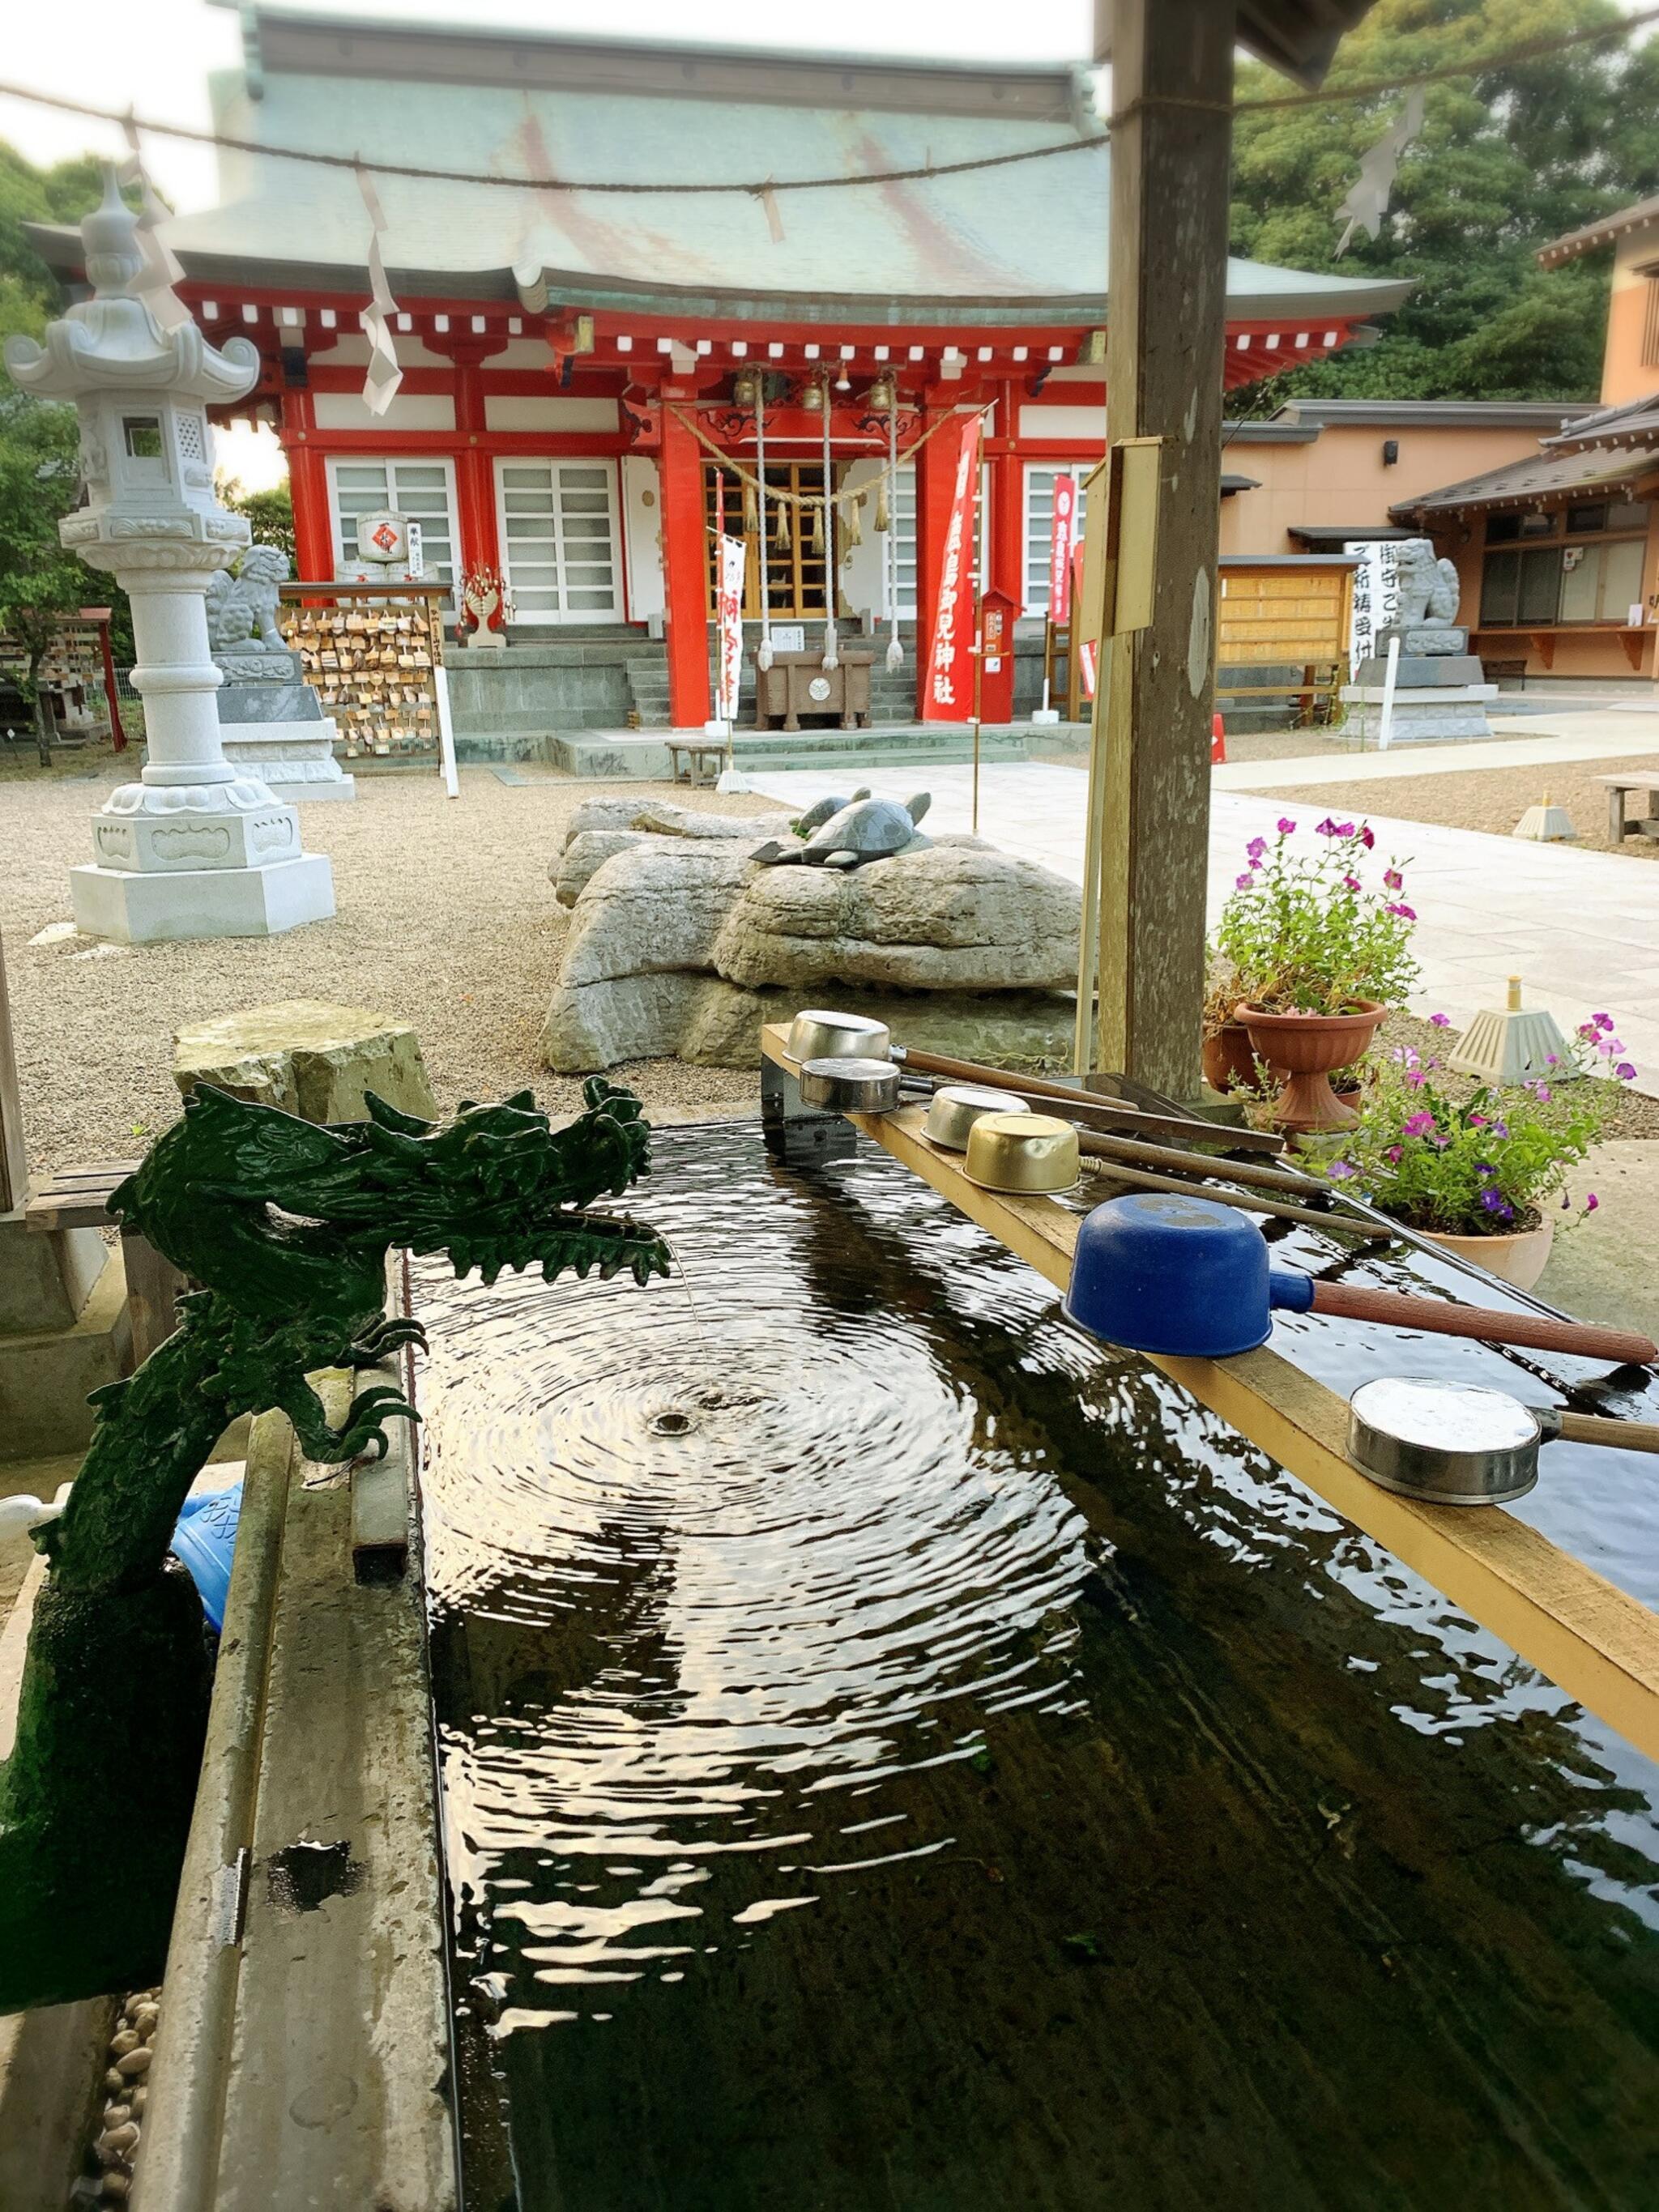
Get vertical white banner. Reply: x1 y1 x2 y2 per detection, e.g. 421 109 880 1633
715 533 747 725
1346 539 1402 675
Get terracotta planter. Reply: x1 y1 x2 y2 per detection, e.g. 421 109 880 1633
1201 1022 1265 1095
1236 999 1386 1135
1417 1216 1555 1291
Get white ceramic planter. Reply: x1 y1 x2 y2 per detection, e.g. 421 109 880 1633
1418 1217 1555 1291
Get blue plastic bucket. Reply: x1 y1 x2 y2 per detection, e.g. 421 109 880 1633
169 1481 244 1633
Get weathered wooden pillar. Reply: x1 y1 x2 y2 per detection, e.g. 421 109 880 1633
1094 0 1235 1097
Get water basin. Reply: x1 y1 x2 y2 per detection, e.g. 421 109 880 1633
416 1122 1659 2211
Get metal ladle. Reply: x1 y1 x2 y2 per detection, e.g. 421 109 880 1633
1348 1375 1659 1507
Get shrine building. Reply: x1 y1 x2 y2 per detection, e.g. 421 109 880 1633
29 6 1410 736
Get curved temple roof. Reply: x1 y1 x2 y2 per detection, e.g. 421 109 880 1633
29 9 1409 332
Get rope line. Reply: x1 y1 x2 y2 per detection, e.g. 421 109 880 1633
1 10 1654 203
663 398 993 523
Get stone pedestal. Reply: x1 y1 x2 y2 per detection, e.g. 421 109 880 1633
173 999 438 1123
1341 680 1498 744
215 648 354 802
0 1212 130 1464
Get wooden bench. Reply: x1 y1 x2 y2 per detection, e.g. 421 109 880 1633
665 739 725 786
1593 770 1659 846
23 1161 183 1367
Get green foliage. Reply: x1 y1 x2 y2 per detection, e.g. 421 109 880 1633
221 476 296 566
0 388 98 761
0 138 114 339
1213 816 1420 1015
1324 1016 1635 1232
1230 0 1659 403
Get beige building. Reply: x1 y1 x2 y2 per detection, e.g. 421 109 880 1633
1385 196 1659 684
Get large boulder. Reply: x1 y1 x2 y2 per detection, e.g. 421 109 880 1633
541 826 1081 1075
550 801 795 907
712 837 1078 993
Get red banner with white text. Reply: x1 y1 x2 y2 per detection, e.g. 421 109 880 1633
922 414 983 722
1048 473 1077 625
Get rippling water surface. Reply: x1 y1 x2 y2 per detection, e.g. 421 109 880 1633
419 1125 1659 2212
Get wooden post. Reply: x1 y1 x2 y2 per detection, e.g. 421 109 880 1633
0 929 27 1217
659 386 714 731
1095 0 1236 1097
277 388 336 585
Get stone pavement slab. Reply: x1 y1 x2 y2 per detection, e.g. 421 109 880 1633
1216 710 1659 791
744 760 1659 1097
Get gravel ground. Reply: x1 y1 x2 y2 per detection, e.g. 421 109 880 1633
0 765 783 1178
1379 1010 1659 1139
1260 752 1659 861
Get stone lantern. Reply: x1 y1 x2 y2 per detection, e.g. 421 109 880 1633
2 171 333 939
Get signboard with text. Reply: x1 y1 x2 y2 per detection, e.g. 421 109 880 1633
921 414 983 722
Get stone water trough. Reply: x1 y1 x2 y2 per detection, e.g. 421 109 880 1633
540 799 1084 1074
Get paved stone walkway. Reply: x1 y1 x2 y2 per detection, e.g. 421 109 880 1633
744 758 1659 1096
1214 710 1659 791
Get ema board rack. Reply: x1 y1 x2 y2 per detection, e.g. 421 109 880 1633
278 581 450 761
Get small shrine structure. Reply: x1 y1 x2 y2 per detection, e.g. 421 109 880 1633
24 6 1407 739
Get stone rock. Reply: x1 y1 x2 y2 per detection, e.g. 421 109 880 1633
712 837 1079 992
629 800 793 842
173 999 438 1123
543 820 1082 1075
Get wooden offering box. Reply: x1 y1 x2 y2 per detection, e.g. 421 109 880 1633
753 649 874 732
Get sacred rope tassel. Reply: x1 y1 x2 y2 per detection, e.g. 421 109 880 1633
875 474 890 533
821 385 838 671
810 501 825 559
885 402 904 673
845 493 863 548
755 381 774 671
774 500 791 556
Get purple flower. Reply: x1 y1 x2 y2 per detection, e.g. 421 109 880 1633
1606 1038 1625 1054
1246 837 1267 863
1489 1120 1509 1139
1342 873 1362 891
1474 1161 1495 1175
1386 902 1417 919
1384 1145 1402 1163
1277 816 1296 834
1235 872 1253 889
1316 816 1340 837
1562 1191 1573 1209
1594 1012 1615 1032
1335 820 1356 838
1357 825 1375 850
1405 1068 1427 1087
1402 1110 1435 1139
1616 1061 1637 1080
1586 1192 1599 1213
1545 1053 1560 1066
1534 1084 1553 1102
1428 1011 1450 1026
1479 1188 1515 1219
1328 1160 1357 1179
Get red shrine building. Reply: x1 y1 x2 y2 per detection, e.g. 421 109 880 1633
32 7 1406 737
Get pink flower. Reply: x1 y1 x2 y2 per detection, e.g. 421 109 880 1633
1535 1084 1553 1102
1357 825 1375 850
1607 1038 1625 1054
1235 872 1253 889
1334 821 1356 838
1386 902 1417 919
1402 1110 1435 1138
1468 1112 1487 1127
1405 1068 1427 1087
1428 1011 1450 1026
1342 873 1361 891
1593 1012 1615 1032
1277 816 1296 834
1384 1145 1402 1163
1616 1061 1637 1080
1316 816 1340 836
1384 868 1404 891
1246 836 1267 862
1586 1191 1599 1213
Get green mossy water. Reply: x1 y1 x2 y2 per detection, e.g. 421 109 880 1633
423 1128 1659 2212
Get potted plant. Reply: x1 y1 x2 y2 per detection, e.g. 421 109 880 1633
1321 1016 1636 1289
1214 816 1419 1133
1201 959 1260 1093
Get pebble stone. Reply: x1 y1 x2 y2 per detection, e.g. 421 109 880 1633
87 1988 162 2198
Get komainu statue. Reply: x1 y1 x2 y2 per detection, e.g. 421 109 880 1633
1393 536 1461 630
204 541 292 654
0 1077 670 2013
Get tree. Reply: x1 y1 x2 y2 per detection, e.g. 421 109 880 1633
0 389 99 765
1230 0 1659 406
0 139 112 340
220 477 296 567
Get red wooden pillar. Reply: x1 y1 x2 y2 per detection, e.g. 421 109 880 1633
276 387 335 582
659 385 711 729
450 342 502 584
912 403 965 720
988 389 1026 620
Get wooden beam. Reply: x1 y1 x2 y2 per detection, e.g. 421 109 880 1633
758 1025 1659 1767
1096 0 1236 1098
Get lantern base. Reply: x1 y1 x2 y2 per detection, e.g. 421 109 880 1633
70 853 335 942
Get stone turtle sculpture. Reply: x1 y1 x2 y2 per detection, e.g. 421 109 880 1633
792 786 871 837
753 791 931 871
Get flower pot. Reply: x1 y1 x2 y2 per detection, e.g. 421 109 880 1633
1236 999 1386 1136
1201 1022 1265 1095
1417 1216 1555 1292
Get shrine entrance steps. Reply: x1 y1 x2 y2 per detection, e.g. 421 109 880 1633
730 722 1032 774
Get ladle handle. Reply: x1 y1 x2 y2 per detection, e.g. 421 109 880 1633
1269 1273 1657 1366
1551 1412 1659 1454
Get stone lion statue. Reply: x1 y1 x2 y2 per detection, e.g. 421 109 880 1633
1393 536 1461 629
206 543 291 654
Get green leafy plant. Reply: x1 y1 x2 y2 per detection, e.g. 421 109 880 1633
1213 816 1420 1016
1323 1015 1635 1234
